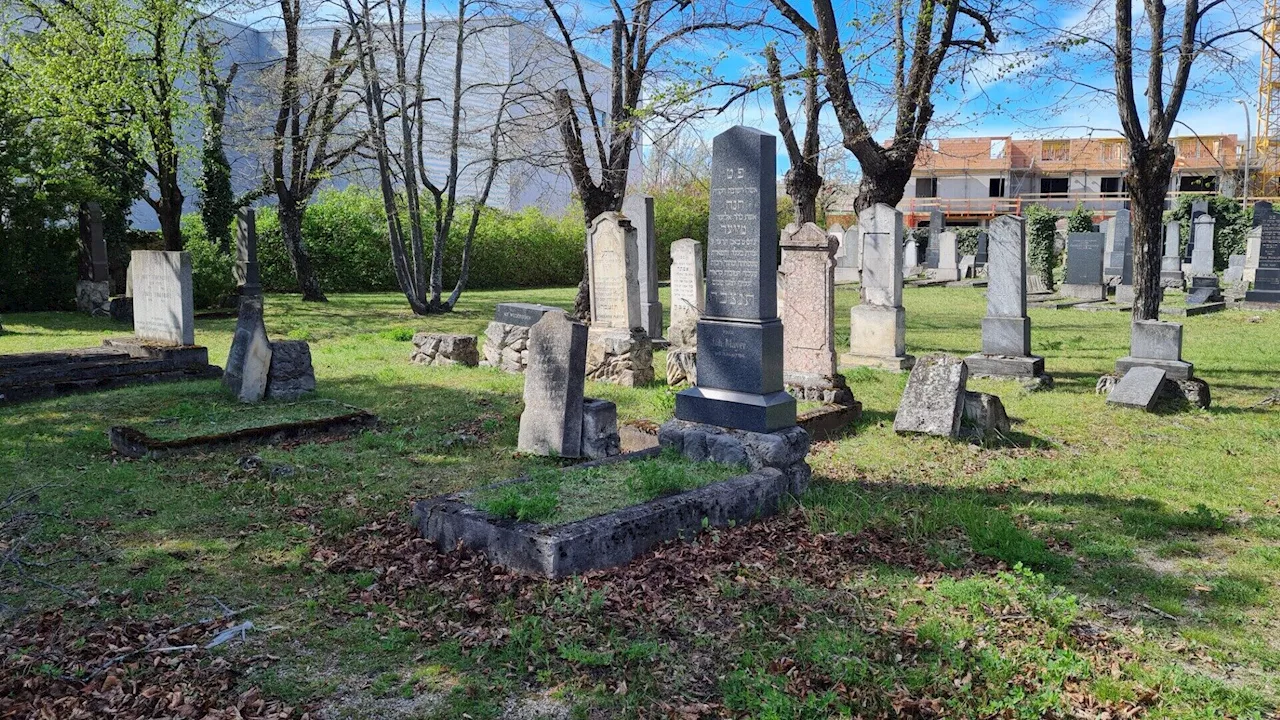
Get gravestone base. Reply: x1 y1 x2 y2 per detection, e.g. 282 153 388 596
842 305 914 372
1160 271 1186 290
1242 290 1280 306
1096 372 1210 409
585 328 654 387
1060 283 1108 302
658 419 811 496
480 321 530 373
411 333 479 367
963 353 1047 380
675 386 797 434
75 280 111 316
784 371 856 407
1115 356 1194 381
581 398 621 460
665 348 697 386
1114 284 1135 304
926 268 962 282
108 296 133 323
961 391 1010 440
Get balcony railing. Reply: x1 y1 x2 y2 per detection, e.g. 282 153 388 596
899 190 1274 221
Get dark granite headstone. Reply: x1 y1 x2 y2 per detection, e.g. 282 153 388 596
1252 201 1273 228
1107 366 1167 411
494 302 563 327
975 231 989 267
235 209 261 295
924 232 941 269
78 202 109 283
675 126 795 432
1104 209 1130 276
1065 232 1104 285
1245 212 1280 304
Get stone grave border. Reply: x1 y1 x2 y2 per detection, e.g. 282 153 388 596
108 408 377 459
413 447 795 578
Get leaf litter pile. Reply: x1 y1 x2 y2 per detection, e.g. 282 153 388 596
310 509 1161 718
1 507 1165 719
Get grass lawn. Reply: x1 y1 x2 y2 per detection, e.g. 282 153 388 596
1 285 1278 718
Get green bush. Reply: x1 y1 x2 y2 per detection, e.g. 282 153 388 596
1067 203 1094 233
955 227 979 256
1024 204 1060 291
0 222 78 312
180 215 236 310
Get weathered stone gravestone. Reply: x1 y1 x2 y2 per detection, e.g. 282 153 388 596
481 303 563 373
964 215 1051 387
674 125 796 432
1190 214 1216 278
586 212 653 386
1114 241 1138 305
959 254 976 280
223 210 272 402
903 236 921 275
410 333 479 366
925 209 944 271
1116 320 1193 379
265 340 316 400
928 231 960 281
1160 220 1185 289
76 202 111 316
1107 366 1168 411
780 223 855 405
1062 232 1107 301
1103 209 1131 279
833 224 860 284
622 195 664 341
894 354 967 438
1224 255 1247 285
842 204 914 372
131 250 195 346
975 230 989 268
1246 211 1280 305
666 238 703 385
518 312 588 456
1244 227 1263 284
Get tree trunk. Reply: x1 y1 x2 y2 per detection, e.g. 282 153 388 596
156 189 184 252
852 158 913 213
277 199 328 302
785 164 822 225
1127 143 1175 320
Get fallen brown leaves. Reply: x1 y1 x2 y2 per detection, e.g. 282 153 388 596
0 602 301 720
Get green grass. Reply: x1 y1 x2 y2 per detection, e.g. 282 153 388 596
471 449 743 525
2 284 1279 717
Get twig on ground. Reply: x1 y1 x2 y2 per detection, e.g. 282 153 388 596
1140 602 1178 622
83 602 258 680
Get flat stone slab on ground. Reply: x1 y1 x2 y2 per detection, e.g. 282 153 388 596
963 353 1046 379
1160 303 1226 317
413 448 793 578
108 410 377 459
1106 366 1168 410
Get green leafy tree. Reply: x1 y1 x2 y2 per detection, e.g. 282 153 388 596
1024 204 1059 291
7 0 201 251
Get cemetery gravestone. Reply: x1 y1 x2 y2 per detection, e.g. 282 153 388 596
842 203 914 372
1104 209 1131 278
1160 221 1185 289
224 209 273 402
833 224 860 284
1245 212 1280 305
893 354 967 438
929 231 960 282
975 230 989 268
1224 255 1246 285
622 195 664 340
1115 241 1138 305
518 312 588 457
1062 232 1107 301
1107 366 1168 411
780 223 854 405
1190 214 1216 278
964 215 1050 384
131 250 195 346
1116 320 1194 380
585 212 653 386
1244 227 1263 283
674 125 796 432
667 239 703 385
76 202 110 316
903 237 921 275
481 303 563 373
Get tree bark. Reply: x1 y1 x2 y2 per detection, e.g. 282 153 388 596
1126 143 1175 320
277 198 327 302
785 164 822 225
852 159 914 212
155 167 184 251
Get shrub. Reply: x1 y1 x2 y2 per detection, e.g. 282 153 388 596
1067 203 1094 233
1024 204 1060 291
955 227 980 256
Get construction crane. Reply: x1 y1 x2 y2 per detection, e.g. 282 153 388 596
1256 0 1280 198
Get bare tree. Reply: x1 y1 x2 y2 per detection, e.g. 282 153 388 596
268 0 363 302
344 0 546 313
539 0 761 318
768 0 997 213
764 39 823 224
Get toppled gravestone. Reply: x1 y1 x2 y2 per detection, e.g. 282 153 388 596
410 333 479 367
266 341 316 400
894 354 968 438
1097 366 1210 410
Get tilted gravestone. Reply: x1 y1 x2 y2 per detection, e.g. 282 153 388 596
843 204 914 372
894 354 967 438
131 250 195 346
622 195 664 340
1160 220 1185 289
1246 211 1280 305
518 312 588 457
674 125 796 432
1062 232 1107 301
224 209 272 402
781 223 854 405
965 215 1050 384
1104 209 1130 278
1107 366 1168 411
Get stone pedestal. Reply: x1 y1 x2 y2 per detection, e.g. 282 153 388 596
843 305 913 370
586 328 654 387
411 333 479 366
1115 320 1194 380
480 303 563 373
674 126 796 433
1061 284 1107 302
659 419 811 495
581 398 621 460
266 340 316 400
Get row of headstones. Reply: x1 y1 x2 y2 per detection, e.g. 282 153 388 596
828 212 990 285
